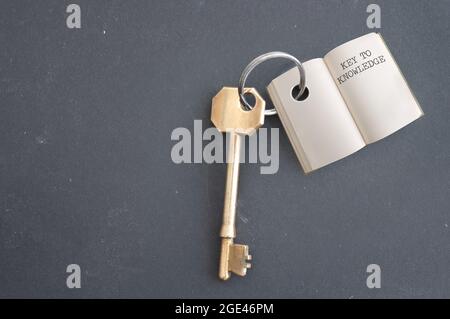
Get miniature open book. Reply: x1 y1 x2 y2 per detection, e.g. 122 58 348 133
268 33 424 173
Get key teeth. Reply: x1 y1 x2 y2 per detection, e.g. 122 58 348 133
228 243 252 277
245 255 252 269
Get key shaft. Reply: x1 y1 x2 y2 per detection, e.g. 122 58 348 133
220 131 241 238
219 131 242 280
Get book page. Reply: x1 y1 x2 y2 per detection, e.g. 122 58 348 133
324 33 424 144
267 58 365 173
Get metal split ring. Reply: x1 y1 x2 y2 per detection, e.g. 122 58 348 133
238 51 306 116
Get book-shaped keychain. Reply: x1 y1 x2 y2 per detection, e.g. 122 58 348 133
266 33 424 173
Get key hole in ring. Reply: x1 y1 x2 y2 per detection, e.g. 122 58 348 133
291 85 309 101
242 92 256 110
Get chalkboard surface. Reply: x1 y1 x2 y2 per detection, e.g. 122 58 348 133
1 0 449 298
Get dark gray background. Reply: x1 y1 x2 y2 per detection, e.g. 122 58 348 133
0 0 449 298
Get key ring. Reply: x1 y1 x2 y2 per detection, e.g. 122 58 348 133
238 51 306 116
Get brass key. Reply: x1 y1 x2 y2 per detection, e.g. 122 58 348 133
211 87 265 280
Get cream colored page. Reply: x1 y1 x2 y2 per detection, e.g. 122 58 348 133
324 33 423 144
267 58 365 173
